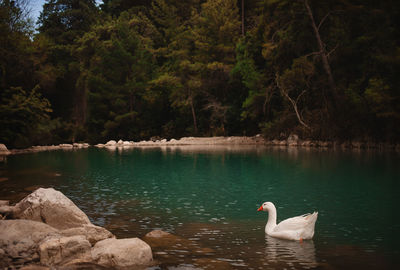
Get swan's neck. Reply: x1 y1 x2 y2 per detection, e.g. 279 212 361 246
265 205 277 233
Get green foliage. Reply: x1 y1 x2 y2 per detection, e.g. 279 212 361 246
38 0 98 44
0 0 35 90
365 78 399 119
75 11 156 140
0 0 399 147
0 86 52 147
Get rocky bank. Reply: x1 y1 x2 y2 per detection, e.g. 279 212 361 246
0 188 154 269
2 135 399 156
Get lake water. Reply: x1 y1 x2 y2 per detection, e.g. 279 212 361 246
1 146 399 269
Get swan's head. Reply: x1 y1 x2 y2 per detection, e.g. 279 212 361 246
257 202 275 212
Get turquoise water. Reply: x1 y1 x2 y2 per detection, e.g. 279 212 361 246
1 146 399 269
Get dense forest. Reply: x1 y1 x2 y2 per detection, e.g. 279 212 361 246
0 0 399 148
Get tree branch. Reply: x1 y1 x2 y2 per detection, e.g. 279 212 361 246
317 12 331 31
276 74 311 130
327 44 339 58
304 51 322 58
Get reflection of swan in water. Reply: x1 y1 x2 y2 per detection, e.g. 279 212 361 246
264 235 318 268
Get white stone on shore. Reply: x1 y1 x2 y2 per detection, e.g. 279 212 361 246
59 144 73 148
105 140 117 146
72 143 90 148
0 143 11 155
117 139 123 145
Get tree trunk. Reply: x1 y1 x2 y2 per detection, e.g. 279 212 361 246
74 82 87 126
304 0 337 101
190 96 198 134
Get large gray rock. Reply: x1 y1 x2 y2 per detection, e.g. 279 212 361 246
13 188 91 230
60 224 115 246
91 238 153 268
39 235 92 266
0 220 60 267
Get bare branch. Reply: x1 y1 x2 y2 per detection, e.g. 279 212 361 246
304 0 337 98
276 74 311 130
304 51 322 58
327 44 339 58
295 90 307 104
317 12 331 31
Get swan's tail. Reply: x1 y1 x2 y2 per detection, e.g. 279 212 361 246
303 212 318 226
303 212 318 239
307 212 318 231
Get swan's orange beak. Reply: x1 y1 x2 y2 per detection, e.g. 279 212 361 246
257 205 263 212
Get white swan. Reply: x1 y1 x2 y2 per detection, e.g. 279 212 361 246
257 202 318 241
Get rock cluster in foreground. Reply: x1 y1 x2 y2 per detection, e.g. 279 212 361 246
0 188 153 269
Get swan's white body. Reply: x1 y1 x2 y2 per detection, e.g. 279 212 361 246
258 202 318 241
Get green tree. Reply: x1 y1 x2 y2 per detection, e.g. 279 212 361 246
36 0 98 141
0 0 34 90
0 86 52 148
148 0 201 135
191 0 241 135
101 0 152 17
75 12 157 141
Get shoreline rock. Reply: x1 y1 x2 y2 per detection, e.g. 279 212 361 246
95 136 399 152
0 143 10 155
0 188 153 269
2 136 399 156
4 143 91 155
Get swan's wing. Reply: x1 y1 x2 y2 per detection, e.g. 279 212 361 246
274 213 317 232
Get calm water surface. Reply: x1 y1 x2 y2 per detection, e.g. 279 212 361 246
0 146 399 269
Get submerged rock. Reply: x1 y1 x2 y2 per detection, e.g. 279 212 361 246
143 230 214 264
13 188 91 230
91 238 153 268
